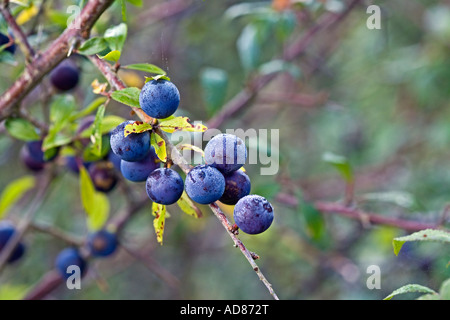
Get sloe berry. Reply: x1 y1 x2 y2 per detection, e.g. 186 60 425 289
185 165 225 204
139 79 180 119
233 195 274 234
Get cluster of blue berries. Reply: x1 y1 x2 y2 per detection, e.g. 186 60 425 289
110 79 275 235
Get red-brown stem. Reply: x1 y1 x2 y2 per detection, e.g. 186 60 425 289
275 192 440 232
0 0 115 119
0 0 35 62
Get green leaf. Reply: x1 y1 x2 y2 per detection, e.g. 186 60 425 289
42 132 72 151
5 118 40 141
151 132 167 162
47 10 71 29
258 59 301 79
439 278 450 300
83 135 111 162
237 23 261 72
158 116 207 133
70 97 108 121
126 0 143 6
200 67 228 115
120 0 127 22
49 95 77 125
145 75 171 82
110 87 141 108
123 121 152 137
100 115 127 134
43 95 77 150
123 63 166 75
296 189 326 242
90 105 105 156
79 166 110 231
103 23 127 52
78 37 108 55
152 202 166 245
384 284 437 300
392 229 450 256
322 152 353 182
0 176 35 219
177 191 203 218
99 50 121 63
301 201 326 242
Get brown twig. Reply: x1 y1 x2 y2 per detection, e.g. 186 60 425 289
0 0 115 120
29 222 84 246
0 0 35 62
275 193 441 232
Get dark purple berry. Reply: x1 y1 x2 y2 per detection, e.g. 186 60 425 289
50 60 80 91
219 170 251 205
0 32 15 54
88 162 118 193
0 221 26 264
87 229 118 257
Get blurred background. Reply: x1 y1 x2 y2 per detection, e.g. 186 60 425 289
0 0 449 300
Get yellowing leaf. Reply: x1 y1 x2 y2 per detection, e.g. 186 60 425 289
152 202 166 245
177 191 203 218
0 176 35 219
79 166 110 231
91 79 108 94
158 116 207 133
151 132 167 162
392 229 450 256
16 4 38 25
123 121 152 137
178 144 205 157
